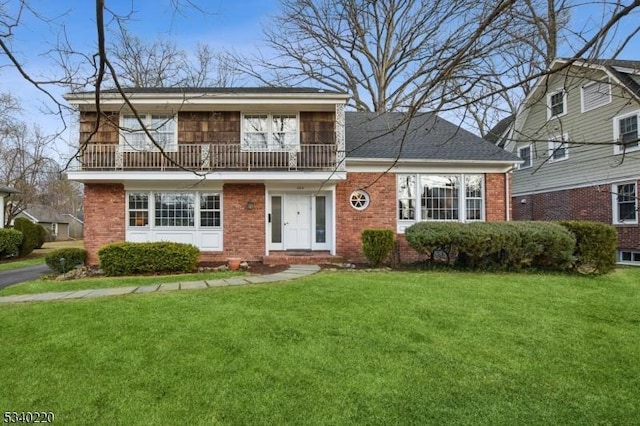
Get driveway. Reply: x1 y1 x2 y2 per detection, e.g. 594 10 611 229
0 264 52 290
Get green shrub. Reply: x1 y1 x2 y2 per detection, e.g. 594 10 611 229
13 218 39 257
0 228 23 258
405 221 575 271
362 229 395 266
35 224 47 249
98 241 200 276
45 248 88 273
560 221 617 274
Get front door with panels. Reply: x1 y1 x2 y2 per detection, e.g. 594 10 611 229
284 194 312 249
269 194 312 250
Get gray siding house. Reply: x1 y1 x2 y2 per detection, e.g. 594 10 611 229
506 58 640 264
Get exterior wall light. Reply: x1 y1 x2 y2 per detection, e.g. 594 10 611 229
246 201 254 210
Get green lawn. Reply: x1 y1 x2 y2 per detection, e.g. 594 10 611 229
0 257 44 271
1 269 639 425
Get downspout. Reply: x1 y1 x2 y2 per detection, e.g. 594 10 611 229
505 170 510 221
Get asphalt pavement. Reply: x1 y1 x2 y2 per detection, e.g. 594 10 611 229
0 264 52 290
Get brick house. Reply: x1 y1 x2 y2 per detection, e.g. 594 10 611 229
503 59 640 264
64 88 518 266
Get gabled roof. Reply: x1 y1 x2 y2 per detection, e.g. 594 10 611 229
18 205 70 224
345 112 519 163
484 115 515 148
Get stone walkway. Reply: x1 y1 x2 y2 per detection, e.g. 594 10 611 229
0 265 320 304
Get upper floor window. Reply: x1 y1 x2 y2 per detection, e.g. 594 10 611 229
242 113 298 152
612 182 637 224
581 80 611 112
548 134 569 162
517 144 532 169
547 90 567 120
120 113 177 152
614 111 639 155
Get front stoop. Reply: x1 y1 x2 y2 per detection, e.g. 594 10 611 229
263 251 344 265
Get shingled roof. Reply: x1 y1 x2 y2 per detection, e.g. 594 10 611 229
345 112 519 162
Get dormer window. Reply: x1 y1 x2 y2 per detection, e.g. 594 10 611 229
120 113 177 152
547 90 567 120
242 113 299 152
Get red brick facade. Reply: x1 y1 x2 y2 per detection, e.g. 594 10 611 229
82 172 511 266
222 183 265 261
335 172 510 263
84 183 125 265
512 182 640 250
336 172 397 262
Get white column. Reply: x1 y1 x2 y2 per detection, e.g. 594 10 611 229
335 103 346 171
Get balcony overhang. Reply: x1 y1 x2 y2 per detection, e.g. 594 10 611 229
67 170 347 184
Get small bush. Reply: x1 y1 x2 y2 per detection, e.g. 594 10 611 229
98 241 200 276
45 248 88 273
362 229 395 266
405 221 575 271
0 228 23 258
560 221 617 274
13 218 39 257
35 224 47 249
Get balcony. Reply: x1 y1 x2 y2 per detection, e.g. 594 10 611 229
72 143 341 172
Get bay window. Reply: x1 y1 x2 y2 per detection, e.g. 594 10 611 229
397 174 484 227
127 191 222 229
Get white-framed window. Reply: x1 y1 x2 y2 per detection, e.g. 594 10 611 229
548 134 569 162
120 113 177 152
242 113 298 152
397 174 484 226
350 190 370 210
517 144 532 169
128 192 149 227
547 90 567 120
612 182 637 224
581 80 611 112
200 193 221 227
618 249 640 265
51 223 58 236
127 191 222 229
613 111 639 155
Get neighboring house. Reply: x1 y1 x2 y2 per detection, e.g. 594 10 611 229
506 58 640 264
14 205 72 241
0 186 20 228
63 214 84 239
64 88 518 266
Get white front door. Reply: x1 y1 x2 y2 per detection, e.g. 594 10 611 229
283 194 312 249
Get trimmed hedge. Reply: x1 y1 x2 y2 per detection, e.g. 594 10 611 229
0 228 23 258
405 221 576 271
45 248 88 273
98 242 200 276
13 218 39 257
35 224 47 249
560 221 617 274
362 229 395 266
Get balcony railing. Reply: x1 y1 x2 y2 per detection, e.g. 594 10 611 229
72 143 340 172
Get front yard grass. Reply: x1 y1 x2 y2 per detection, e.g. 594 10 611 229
0 257 44 271
1 268 639 424
0 240 84 271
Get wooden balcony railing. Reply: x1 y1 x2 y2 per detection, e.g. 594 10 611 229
72 143 341 172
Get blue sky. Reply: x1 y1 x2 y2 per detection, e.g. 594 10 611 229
0 0 638 155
